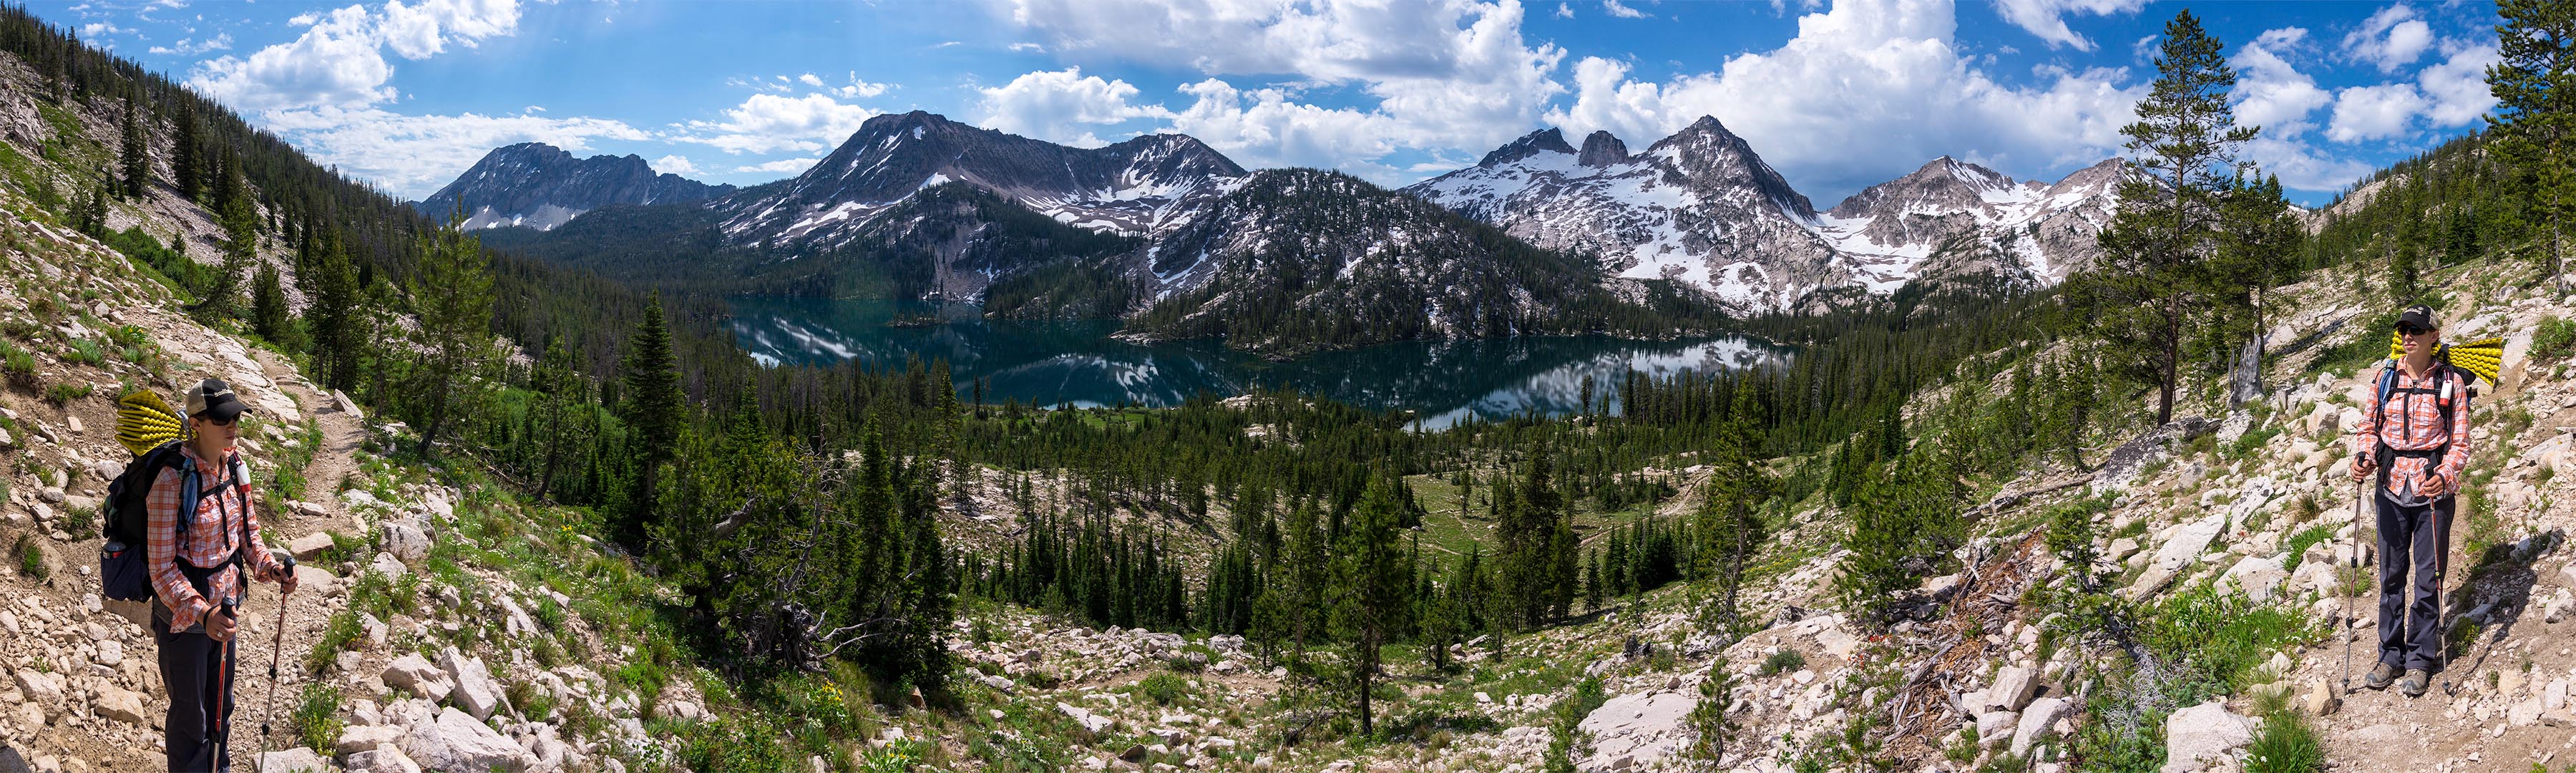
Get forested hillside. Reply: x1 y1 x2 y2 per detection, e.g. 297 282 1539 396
7 4 2576 773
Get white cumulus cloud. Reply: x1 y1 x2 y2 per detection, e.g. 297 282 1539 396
255 106 645 198
1600 0 1649 19
673 92 880 155
2417 39 2499 128
188 0 520 111
2343 4 2432 74
148 33 233 56
1543 0 2142 203
977 67 1172 147
2326 82 2427 143
1000 0 1566 178
2232 28 2331 138
738 157 819 175
652 154 701 177
1992 0 2146 52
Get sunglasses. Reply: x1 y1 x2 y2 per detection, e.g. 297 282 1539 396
200 414 240 427
2396 325 2431 336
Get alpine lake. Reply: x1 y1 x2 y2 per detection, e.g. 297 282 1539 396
727 297 1785 429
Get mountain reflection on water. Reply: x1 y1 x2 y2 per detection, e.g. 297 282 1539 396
727 297 1784 429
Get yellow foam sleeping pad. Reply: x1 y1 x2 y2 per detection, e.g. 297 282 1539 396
2386 332 2503 384
115 389 183 457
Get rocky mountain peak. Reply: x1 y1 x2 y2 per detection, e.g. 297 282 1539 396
1577 130 1629 167
1478 128 1576 167
716 112 1249 245
414 142 733 231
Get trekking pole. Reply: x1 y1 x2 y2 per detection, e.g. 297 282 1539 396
258 551 296 763
2342 477 2362 694
2438 515 2458 698
213 601 237 771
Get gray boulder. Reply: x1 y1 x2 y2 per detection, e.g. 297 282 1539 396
399 707 534 773
441 647 505 721
2012 696 2072 757
383 654 454 702
2160 700 2253 773
255 747 333 772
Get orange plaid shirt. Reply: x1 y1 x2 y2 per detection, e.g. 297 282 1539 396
145 444 286 633
2353 363 2472 503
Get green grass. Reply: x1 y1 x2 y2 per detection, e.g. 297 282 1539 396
1758 649 1807 677
14 535 44 581
2534 315 2576 362
306 609 362 674
61 338 103 366
0 339 35 386
2243 700 2325 772
1132 671 1193 706
292 682 346 754
2141 581 2324 702
43 381 91 405
2280 523 2338 574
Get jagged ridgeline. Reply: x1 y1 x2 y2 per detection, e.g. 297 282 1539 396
16 1 2574 769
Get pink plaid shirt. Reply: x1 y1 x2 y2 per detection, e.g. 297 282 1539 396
145 444 285 633
2353 363 2472 503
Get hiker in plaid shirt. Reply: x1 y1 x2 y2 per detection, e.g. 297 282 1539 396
2349 305 2467 699
148 379 296 772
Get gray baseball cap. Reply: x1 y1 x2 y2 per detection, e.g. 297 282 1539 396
183 378 250 422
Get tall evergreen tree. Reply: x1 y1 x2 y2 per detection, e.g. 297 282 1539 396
172 99 202 201
250 260 294 347
118 89 145 198
406 221 497 458
1330 475 1414 736
304 233 366 393
621 291 684 542
2488 0 2576 280
1495 447 1574 631
2077 9 2255 425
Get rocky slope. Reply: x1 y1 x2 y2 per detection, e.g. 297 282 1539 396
413 143 734 232
1120 168 1719 355
1405 121 2125 312
713 110 1246 248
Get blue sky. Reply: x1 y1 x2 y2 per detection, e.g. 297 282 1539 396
43 0 2504 207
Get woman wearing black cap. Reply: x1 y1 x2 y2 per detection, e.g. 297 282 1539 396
2348 305 2467 699
147 378 296 772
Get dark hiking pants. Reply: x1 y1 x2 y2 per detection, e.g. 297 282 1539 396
154 604 236 772
2374 492 2452 673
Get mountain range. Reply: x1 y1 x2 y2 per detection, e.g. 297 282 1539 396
414 142 736 231
430 112 2130 339
1402 123 2124 312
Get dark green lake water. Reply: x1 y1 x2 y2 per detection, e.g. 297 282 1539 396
726 297 1781 428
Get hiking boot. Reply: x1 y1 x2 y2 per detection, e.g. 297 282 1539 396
2362 662 2399 690
2398 669 2431 697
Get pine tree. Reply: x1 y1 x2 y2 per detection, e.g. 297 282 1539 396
1331 475 1415 736
1686 656 1740 764
118 90 145 198
1495 447 1573 631
621 291 683 543
2489 0 2576 281
172 99 202 201
250 260 295 348
2077 9 2255 425
304 233 365 393
1696 379 1769 635
406 221 497 458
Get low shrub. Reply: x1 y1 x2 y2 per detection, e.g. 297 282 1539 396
43 381 89 405
1758 649 1807 678
292 682 346 754
2534 315 2576 361
1133 671 1192 706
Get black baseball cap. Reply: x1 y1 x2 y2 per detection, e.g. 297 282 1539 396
2396 305 2439 332
184 378 250 422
